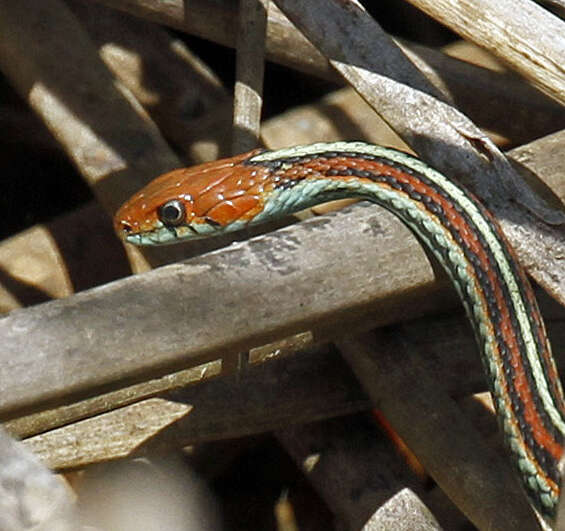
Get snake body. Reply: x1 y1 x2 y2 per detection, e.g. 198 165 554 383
115 141 565 518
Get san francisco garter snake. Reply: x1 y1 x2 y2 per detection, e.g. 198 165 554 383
114 141 565 520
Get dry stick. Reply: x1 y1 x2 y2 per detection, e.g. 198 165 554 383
272 0 565 306
10 298 565 445
511 129 565 205
359 490 443 530
397 41 565 146
0 0 189 274
6 361 222 439
17 316 565 529
0 11 237 312
94 0 335 79
338 331 541 530
231 0 269 373
232 0 268 153
23 399 192 470
17 317 565 522
404 0 565 105
20 347 370 467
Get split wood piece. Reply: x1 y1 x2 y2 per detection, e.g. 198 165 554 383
23 398 192 469
0 325 458 440
6 298 565 471
0 0 181 214
11 315 565 524
21 346 368 468
272 0 565 305
277 414 447 529
6 360 221 440
93 0 565 144
10 307 565 441
68 0 233 162
404 0 565 105
337 331 541 530
232 0 268 153
0 427 75 530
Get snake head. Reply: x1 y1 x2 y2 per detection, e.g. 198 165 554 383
114 150 269 246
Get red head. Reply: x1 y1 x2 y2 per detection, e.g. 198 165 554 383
114 150 272 245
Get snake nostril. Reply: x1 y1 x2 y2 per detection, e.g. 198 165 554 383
120 220 132 233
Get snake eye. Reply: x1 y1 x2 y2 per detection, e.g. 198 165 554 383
158 199 186 226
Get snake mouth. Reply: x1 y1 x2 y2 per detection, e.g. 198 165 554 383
122 223 210 246
124 226 184 246
122 218 251 245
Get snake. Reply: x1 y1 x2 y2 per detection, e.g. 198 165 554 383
114 141 565 520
